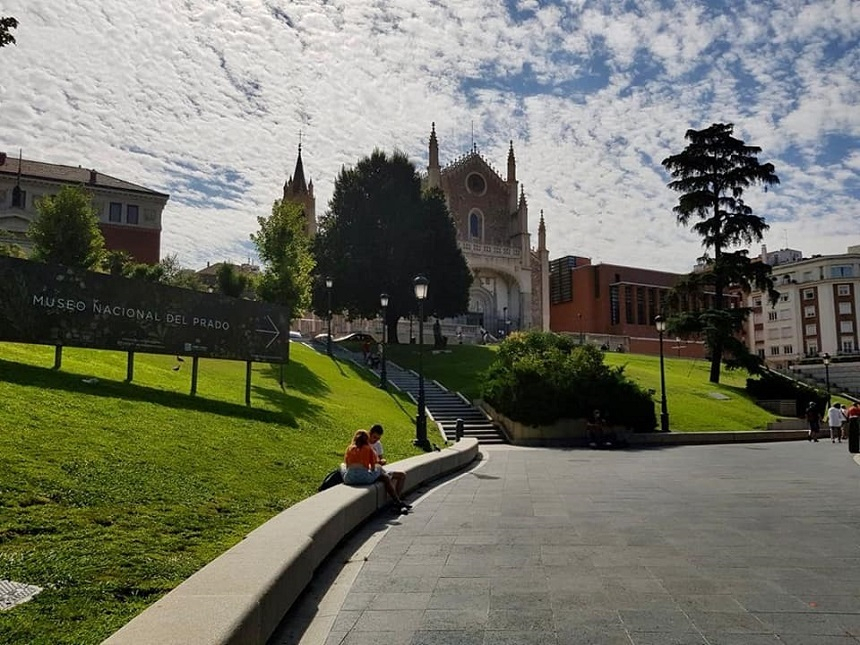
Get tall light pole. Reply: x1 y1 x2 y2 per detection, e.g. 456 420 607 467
502 306 508 338
823 352 831 408
379 292 389 390
655 315 669 433
413 275 430 450
325 276 333 356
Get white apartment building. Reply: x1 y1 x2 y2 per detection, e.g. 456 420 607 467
747 245 860 367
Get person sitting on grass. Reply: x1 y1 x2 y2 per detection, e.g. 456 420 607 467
343 429 411 513
369 424 406 499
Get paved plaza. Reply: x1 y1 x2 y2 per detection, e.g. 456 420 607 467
274 442 860 645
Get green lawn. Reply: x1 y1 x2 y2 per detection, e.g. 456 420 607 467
384 342 798 432
0 341 435 645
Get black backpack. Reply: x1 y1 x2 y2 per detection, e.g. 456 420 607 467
317 468 343 492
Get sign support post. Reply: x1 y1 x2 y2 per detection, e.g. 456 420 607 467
245 361 252 406
191 356 199 396
126 351 134 382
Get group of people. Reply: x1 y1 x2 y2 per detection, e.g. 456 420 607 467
807 400 860 443
361 340 381 369
342 424 411 513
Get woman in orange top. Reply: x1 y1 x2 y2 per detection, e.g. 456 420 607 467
343 429 411 512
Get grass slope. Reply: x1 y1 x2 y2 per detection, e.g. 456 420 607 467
0 341 431 645
385 343 784 432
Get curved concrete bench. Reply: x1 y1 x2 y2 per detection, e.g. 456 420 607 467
104 438 479 645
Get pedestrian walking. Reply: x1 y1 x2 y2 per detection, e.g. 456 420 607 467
806 402 821 442
827 402 845 443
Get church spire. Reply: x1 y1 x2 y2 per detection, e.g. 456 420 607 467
427 122 441 189
538 209 546 252
507 140 516 183
283 141 316 237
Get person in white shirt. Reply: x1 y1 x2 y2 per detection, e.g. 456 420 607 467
369 424 406 498
827 403 846 443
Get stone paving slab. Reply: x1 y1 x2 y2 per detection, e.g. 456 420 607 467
272 442 860 645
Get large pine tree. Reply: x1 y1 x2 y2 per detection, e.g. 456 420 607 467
662 123 780 383
314 150 471 343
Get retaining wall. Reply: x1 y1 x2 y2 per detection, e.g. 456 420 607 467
103 438 479 645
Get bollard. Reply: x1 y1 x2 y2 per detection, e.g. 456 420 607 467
849 418 859 454
455 418 464 442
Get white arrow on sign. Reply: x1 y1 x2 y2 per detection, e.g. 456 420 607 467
255 315 281 349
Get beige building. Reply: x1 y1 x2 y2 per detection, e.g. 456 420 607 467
0 152 168 263
423 123 550 333
746 245 860 367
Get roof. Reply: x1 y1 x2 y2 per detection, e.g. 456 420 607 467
0 154 169 198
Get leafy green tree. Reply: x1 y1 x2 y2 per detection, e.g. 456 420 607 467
662 123 779 383
122 254 203 290
0 16 17 48
251 199 315 314
29 185 104 269
101 249 133 275
0 230 26 258
216 262 249 298
314 150 471 343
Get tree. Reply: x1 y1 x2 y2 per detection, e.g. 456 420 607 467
122 254 203 290
216 262 250 298
662 123 780 383
101 249 133 275
314 150 471 343
0 17 17 48
251 199 315 314
29 184 104 269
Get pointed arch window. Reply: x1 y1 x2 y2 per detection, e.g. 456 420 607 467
469 210 483 240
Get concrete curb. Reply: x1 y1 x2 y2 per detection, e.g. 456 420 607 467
626 430 809 445
103 439 479 645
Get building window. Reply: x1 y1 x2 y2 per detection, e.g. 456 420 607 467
126 204 139 225
783 345 793 354
806 343 818 356
830 265 854 278
768 311 778 321
805 324 817 337
636 288 646 325
802 271 814 282
839 302 852 315
609 285 619 325
843 339 856 353
780 293 790 302
804 305 816 318
803 289 815 300
840 320 854 334
756 349 765 359
624 287 634 324
465 173 486 195
770 346 780 356
837 284 851 296
11 187 26 208
753 297 762 307
468 211 482 239
109 202 122 223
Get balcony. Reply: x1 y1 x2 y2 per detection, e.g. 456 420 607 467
460 241 521 258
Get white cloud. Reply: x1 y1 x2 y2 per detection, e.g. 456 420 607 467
0 0 857 274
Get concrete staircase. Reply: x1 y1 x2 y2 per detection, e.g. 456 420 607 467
312 339 507 444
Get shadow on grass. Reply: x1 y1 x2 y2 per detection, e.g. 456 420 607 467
0 358 300 426
260 359 330 398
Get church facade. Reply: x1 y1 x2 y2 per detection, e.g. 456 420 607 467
423 124 550 334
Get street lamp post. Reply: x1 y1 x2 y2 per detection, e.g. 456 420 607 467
655 315 670 433
823 352 831 408
413 275 430 450
502 306 508 338
379 293 389 390
325 276 333 356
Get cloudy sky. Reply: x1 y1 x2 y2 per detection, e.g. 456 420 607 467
1 0 858 273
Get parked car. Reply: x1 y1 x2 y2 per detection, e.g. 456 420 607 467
334 332 376 343
289 330 303 341
313 332 331 343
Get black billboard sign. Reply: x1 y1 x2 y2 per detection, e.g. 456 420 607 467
0 257 290 363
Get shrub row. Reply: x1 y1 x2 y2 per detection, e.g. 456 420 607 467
480 332 657 433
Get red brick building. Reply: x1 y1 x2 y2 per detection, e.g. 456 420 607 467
0 153 168 264
549 256 707 357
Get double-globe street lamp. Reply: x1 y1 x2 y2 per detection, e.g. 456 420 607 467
413 275 431 450
655 315 670 433
379 293 389 390
823 352 831 408
325 276 333 356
